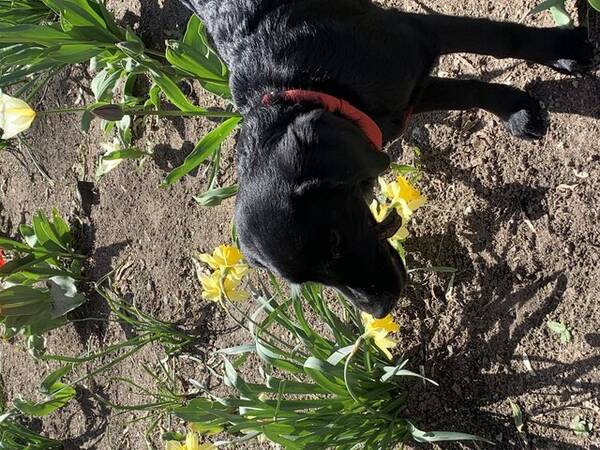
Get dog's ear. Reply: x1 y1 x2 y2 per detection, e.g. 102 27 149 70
284 110 390 188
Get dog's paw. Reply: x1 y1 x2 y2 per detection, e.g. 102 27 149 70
504 102 549 140
547 27 595 74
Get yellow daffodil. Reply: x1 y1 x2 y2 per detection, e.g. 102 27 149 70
0 92 36 139
200 270 249 303
369 200 388 223
361 312 400 360
378 175 427 221
165 432 216 450
199 244 248 279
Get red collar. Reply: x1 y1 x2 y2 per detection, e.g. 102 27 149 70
262 89 383 151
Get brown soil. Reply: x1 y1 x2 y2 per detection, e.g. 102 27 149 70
1 0 599 449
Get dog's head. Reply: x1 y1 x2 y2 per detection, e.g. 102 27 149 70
235 104 406 318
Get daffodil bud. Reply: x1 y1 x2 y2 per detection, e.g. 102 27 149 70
91 104 125 121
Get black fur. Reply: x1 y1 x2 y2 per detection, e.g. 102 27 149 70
180 0 594 317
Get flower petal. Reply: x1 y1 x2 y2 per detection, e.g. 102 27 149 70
165 442 185 450
373 331 397 360
185 432 200 450
0 93 36 139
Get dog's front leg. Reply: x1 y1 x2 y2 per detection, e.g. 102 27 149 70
414 77 548 140
408 13 594 74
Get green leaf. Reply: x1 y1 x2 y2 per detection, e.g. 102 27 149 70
90 67 122 101
303 357 348 396
13 381 75 417
409 424 493 444
254 340 304 374
161 116 241 186
326 345 354 366
165 40 230 98
509 400 525 433
0 236 31 253
550 4 573 27
380 365 439 386
19 224 37 248
96 143 148 180
0 285 51 317
120 51 209 113
589 0 600 12
390 163 419 176
570 415 592 437
530 0 562 14
194 185 239 207
547 320 572 343
217 344 256 355
51 208 71 247
0 254 39 277
32 211 67 251
40 366 72 395
222 357 260 401
182 14 203 48
47 276 86 318
265 376 326 395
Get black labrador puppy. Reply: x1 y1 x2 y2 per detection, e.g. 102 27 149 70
179 0 594 318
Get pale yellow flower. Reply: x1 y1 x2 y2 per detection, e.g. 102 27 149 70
369 200 389 223
200 270 249 303
165 432 216 450
361 312 400 360
378 175 427 221
199 245 248 279
0 92 36 139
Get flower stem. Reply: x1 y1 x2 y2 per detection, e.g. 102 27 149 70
126 109 240 119
37 107 88 115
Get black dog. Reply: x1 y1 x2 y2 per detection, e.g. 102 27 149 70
180 0 594 317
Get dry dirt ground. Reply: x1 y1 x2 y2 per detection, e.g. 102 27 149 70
1 0 599 449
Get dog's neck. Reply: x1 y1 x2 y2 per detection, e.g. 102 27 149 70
262 89 384 151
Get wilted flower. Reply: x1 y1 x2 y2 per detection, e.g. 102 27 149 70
199 244 248 279
361 312 400 360
0 92 36 139
200 270 249 303
165 432 215 450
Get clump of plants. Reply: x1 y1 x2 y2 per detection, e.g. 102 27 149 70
0 0 240 204
167 176 487 449
0 209 86 356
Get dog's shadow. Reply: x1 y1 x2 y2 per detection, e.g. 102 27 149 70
389 65 599 447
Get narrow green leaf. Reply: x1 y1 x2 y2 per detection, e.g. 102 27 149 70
509 400 524 433
0 237 31 253
409 424 493 444
380 365 439 386
530 0 562 15
161 116 241 186
194 185 239 207
303 357 348 397
13 382 75 417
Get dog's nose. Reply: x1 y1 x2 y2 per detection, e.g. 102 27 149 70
368 301 394 319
